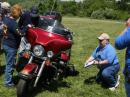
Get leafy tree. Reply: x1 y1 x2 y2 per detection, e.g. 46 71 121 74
38 0 58 14
113 0 129 10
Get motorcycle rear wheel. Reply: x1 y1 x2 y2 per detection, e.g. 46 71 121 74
17 79 28 97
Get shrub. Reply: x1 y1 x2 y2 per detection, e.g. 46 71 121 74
90 8 130 20
104 8 117 19
91 9 105 19
114 10 130 20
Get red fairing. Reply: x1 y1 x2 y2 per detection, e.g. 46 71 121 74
26 28 72 54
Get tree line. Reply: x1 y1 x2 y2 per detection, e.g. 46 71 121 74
7 0 130 20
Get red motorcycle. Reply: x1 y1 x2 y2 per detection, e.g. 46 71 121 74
16 17 75 97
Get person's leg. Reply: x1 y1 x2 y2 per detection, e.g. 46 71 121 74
101 65 120 87
3 45 17 86
96 70 103 83
125 79 130 97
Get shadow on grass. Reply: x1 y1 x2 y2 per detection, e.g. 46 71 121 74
0 65 5 76
84 76 96 85
13 75 20 85
27 80 71 97
84 75 109 89
16 65 79 97
26 69 79 97
100 80 110 89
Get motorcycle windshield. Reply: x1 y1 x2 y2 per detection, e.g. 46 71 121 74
38 18 70 36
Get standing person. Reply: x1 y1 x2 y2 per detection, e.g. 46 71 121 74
1 1 10 17
0 1 10 52
18 9 32 28
115 18 130 97
2 4 25 87
29 6 39 27
85 33 120 91
0 13 4 52
17 6 39 53
18 5 39 28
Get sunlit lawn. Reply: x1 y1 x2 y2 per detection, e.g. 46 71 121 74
0 17 127 97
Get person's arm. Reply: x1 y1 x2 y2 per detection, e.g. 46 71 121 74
10 20 27 36
85 47 98 64
93 60 108 65
84 56 95 67
85 57 109 65
85 56 95 64
115 18 130 49
19 11 32 28
115 27 130 49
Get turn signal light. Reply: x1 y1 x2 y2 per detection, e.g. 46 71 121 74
23 52 30 59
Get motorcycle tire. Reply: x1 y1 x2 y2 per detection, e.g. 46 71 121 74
17 79 28 97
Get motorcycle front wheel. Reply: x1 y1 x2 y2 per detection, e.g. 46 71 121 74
17 79 35 97
17 79 28 97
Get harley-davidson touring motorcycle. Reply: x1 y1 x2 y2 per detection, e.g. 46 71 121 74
16 17 75 97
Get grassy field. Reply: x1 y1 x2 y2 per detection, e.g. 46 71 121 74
0 17 127 97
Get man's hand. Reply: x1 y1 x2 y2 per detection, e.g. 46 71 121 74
16 29 25 36
3 25 8 38
126 18 130 27
3 25 7 34
93 60 99 65
84 60 95 68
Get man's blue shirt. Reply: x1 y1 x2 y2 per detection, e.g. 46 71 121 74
115 27 130 65
92 43 119 69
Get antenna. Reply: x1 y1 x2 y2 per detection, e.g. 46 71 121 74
50 0 57 14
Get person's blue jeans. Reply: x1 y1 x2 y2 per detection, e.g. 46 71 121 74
3 45 17 86
125 78 130 97
97 64 120 87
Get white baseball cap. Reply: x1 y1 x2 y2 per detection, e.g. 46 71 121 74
1 2 10 9
98 33 110 40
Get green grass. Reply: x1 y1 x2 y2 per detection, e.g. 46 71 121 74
0 17 127 97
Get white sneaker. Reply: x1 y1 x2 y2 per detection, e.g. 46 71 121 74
109 75 120 91
109 87 115 91
115 75 120 88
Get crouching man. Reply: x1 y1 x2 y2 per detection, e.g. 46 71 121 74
85 33 120 91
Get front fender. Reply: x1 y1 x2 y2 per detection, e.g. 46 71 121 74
20 63 37 76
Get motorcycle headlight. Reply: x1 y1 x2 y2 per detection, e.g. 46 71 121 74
47 51 54 58
33 45 45 57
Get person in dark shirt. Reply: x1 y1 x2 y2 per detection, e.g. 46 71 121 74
30 6 39 27
18 6 39 54
18 10 32 28
18 5 39 28
2 4 24 87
